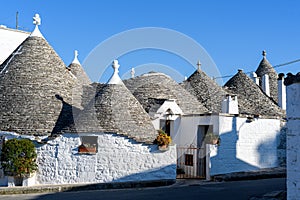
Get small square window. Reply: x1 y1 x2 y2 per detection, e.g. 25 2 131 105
185 154 193 166
78 136 98 154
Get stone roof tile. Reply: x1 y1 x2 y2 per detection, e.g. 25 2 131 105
74 83 157 143
123 72 208 115
255 51 278 103
182 69 228 113
224 70 284 117
0 36 75 135
284 72 300 86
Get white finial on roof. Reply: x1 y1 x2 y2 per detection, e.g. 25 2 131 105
72 50 81 65
107 59 123 84
131 68 135 78
262 50 267 58
30 13 44 38
197 60 201 71
33 14 41 25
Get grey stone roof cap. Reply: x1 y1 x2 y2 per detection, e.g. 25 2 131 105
74 83 157 143
284 72 300 86
182 69 228 113
123 72 208 115
224 70 284 117
255 51 278 103
0 36 75 135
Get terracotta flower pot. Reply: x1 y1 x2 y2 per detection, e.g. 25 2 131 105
158 144 169 151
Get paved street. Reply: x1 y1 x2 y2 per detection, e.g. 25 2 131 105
1 178 286 200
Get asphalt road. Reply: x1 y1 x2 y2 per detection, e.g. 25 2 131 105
1 178 286 200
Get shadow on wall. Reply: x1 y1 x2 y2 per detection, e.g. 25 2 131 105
210 117 259 175
277 124 287 167
257 123 286 168
211 116 283 176
51 94 80 134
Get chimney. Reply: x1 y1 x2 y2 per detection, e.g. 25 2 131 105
278 73 286 110
262 74 270 96
250 72 259 85
222 94 239 114
131 68 135 78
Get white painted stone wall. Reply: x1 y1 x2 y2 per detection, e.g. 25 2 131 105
286 82 300 200
210 116 281 175
36 133 177 185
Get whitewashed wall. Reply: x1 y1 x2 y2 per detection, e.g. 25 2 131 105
36 133 177 185
286 83 300 200
0 132 176 186
175 115 219 147
210 116 281 175
168 114 282 177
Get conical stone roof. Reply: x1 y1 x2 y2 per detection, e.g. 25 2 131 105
74 63 157 143
67 50 92 109
255 51 278 103
0 33 75 135
67 50 91 86
182 69 227 113
123 72 208 115
224 70 284 117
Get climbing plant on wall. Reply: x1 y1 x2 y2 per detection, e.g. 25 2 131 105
0 138 38 177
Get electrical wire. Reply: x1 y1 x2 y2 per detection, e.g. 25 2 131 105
213 58 300 80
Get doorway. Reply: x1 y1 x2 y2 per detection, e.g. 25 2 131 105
160 119 171 136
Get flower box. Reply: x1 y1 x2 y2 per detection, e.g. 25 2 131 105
78 145 97 154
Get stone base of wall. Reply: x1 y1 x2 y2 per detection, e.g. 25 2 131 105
0 179 176 195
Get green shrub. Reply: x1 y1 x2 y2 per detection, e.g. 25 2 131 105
1 138 38 177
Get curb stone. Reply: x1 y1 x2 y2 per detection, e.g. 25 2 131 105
0 179 175 195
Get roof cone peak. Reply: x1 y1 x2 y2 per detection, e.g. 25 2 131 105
30 13 44 38
107 59 123 84
72 50 81 65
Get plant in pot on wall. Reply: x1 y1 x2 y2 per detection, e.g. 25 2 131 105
154 129 172 151
0 138 38 186
205 132 221 146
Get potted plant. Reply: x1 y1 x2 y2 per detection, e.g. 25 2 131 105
0 138 38 186
205 132 221 146
78 143 97 154
154 129 172 151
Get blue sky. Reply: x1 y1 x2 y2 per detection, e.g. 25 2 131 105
1 0 299 84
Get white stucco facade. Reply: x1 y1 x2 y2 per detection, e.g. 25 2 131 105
155 113 284 179
286 82 300 200
0 132 177 186
210 116 281 175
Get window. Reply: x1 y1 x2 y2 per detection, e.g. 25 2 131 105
78 136 98 154
185 154 193 166
160 119 171 136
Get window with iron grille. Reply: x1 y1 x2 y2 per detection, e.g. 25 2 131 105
185 154 193 166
